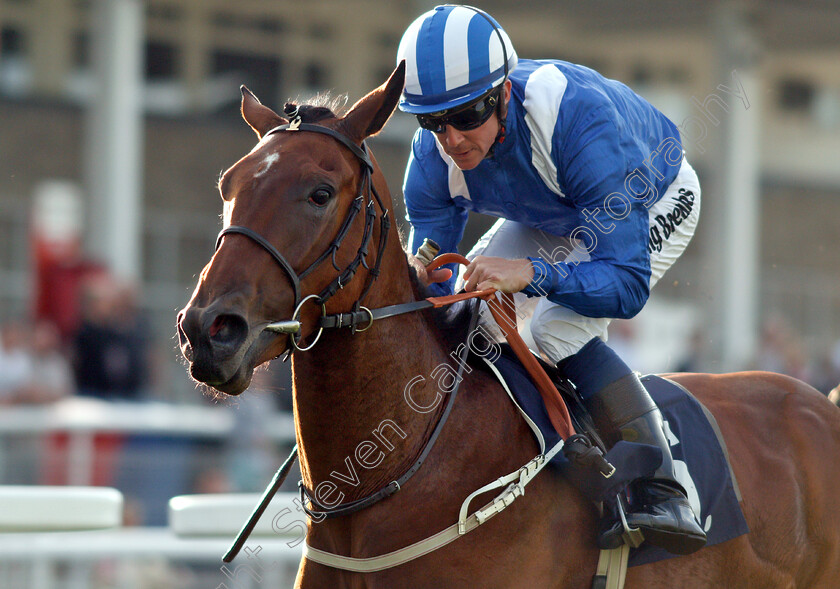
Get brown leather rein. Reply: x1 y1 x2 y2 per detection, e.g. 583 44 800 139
426 254 576 440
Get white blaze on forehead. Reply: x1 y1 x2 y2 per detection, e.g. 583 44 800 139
253 152 280 177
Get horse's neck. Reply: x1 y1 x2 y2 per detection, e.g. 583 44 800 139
293 318 448 486
291 246 455 501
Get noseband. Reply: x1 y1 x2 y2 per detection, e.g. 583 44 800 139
215 110 390 353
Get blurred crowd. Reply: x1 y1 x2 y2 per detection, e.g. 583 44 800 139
609 315 840 403
751 316 840 397
0 318 73 405
0 272 152 405
0 270 294 525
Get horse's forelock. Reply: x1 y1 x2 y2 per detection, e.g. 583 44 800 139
285 92 349 123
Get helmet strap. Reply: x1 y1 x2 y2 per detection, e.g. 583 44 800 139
471 5 510 160
484 87 508 160
496 90 508 144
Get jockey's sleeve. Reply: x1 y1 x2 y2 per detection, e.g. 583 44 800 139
520 105 654 319
403 132 468 296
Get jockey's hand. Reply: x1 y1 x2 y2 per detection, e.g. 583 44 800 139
411 257 453 286
463 256 535 293
425 266 453 285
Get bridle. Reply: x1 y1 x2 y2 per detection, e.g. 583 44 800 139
215 107 391 353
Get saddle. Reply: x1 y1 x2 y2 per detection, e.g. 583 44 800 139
458 308 749 568
434 296 656 500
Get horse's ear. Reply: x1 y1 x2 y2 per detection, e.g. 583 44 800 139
339 61 406 143
241 86 287 139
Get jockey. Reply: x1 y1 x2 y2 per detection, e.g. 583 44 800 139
397 5 706 555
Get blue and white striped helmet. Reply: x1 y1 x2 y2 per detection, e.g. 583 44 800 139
397 5 518 114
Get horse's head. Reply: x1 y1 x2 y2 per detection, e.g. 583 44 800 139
177 63 405 395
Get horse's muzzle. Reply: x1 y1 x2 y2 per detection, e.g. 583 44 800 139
177 304 251 386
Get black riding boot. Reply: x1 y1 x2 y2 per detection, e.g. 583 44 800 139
586 372 707 555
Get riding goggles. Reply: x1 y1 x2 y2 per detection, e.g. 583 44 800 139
416 89 500 133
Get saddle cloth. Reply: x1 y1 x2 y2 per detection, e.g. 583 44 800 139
481 346 750 567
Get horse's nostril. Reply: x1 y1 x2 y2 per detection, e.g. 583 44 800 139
178 309 200 355
209 316 224 338
177 322 193 360
178 306 249 365
208 313 249 347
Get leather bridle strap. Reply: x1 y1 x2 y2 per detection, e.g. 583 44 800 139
216 121 373 311
215 225 302 309
318 290 492 330
264 121 373 172
319 300 432 330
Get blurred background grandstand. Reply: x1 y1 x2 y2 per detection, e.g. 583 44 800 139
0 0 839 586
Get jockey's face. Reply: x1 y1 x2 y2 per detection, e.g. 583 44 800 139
433 81 511 171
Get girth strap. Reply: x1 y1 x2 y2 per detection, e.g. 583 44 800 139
301 439 566 573
592 544 630 589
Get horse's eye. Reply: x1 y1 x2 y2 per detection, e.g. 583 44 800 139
309 188 333 207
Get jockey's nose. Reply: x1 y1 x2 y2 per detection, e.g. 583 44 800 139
439 125 465 147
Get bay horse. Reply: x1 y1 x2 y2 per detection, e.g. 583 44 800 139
178 63 840 588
